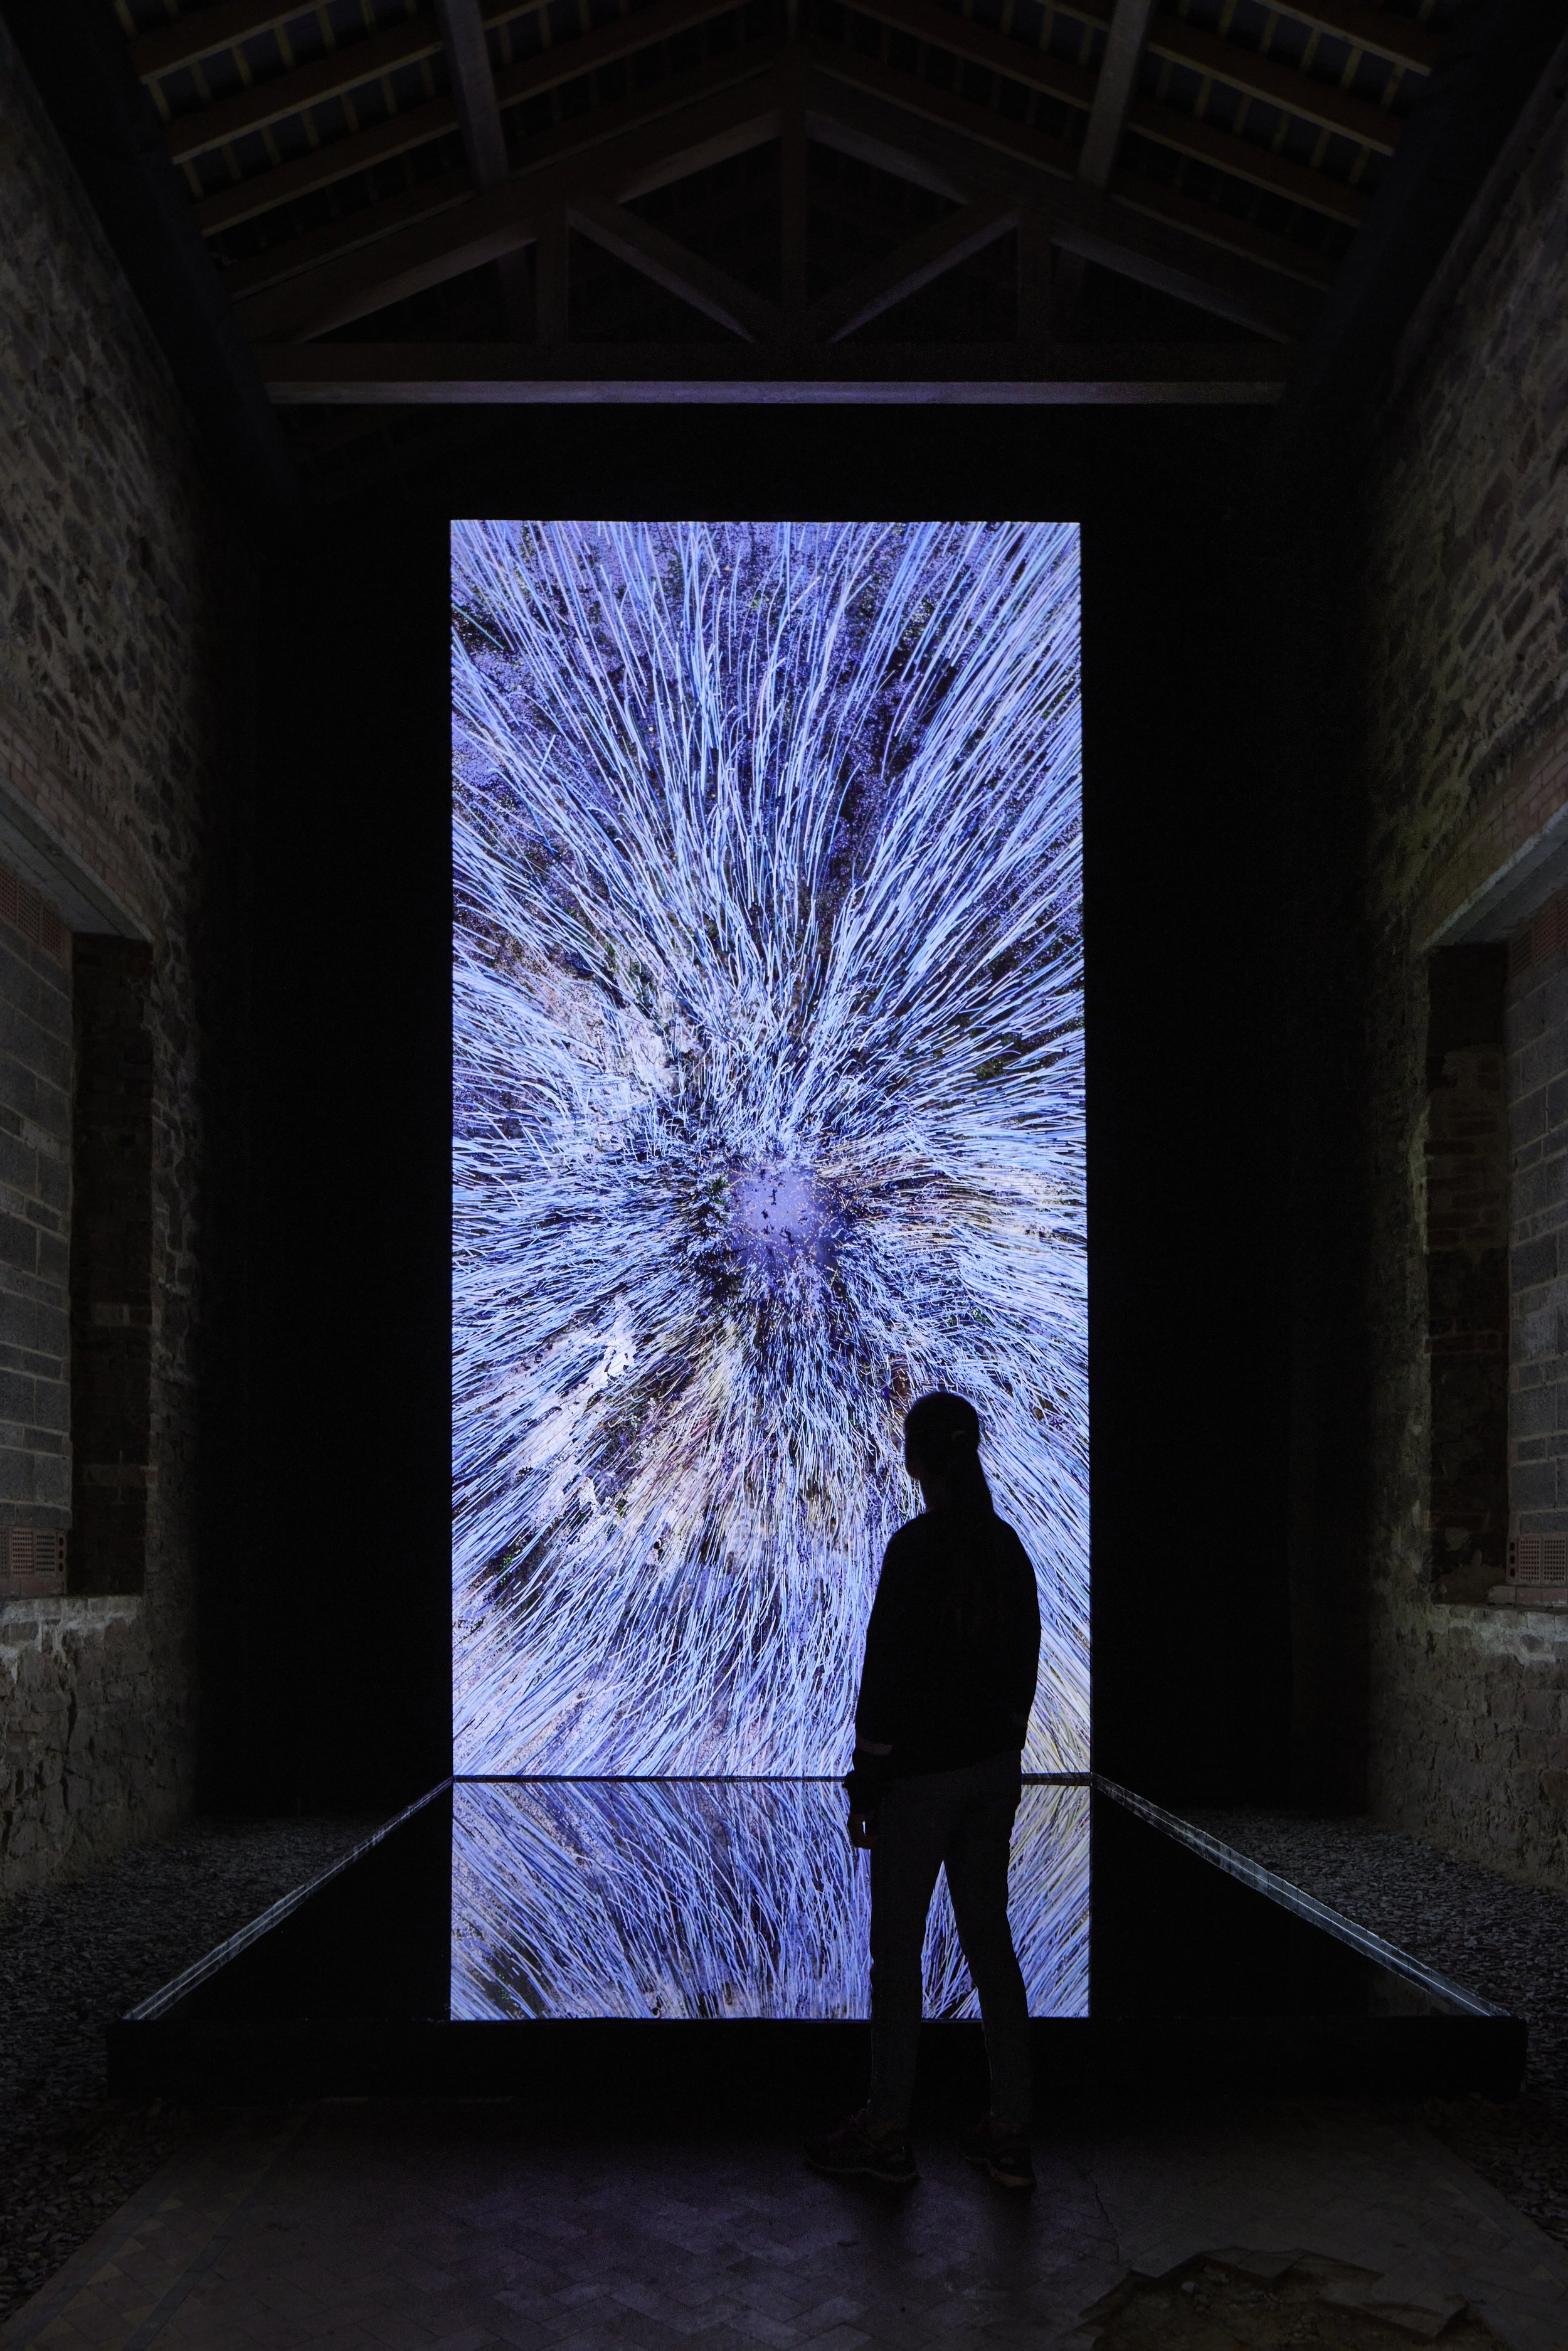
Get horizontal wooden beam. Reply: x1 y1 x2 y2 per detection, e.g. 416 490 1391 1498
255 337 1291 400
803 61 1322 338
233 66 785 339
568 196 782 337
807 194 1016 341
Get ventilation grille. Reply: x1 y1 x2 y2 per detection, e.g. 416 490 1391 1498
1508 1534 1568 1587
1510 893 1568 982
0 1527 67 1595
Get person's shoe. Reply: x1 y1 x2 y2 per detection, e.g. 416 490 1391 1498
958 2114 1035 2190
805 2107 918 2186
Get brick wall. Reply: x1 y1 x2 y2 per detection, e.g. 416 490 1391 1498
1293 65 1568 1874
0 862 70 1547
0 19 257 1892
1507 937 1568 1542
1426 948 1508 1601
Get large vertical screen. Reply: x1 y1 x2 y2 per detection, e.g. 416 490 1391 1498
453 521 1086 1776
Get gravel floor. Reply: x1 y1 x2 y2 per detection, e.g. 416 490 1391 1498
0 1815 378 2324
1189 1808 1568 2253
6 1806 1568 2330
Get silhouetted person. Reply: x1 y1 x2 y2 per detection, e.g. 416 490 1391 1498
806 1391 1041 2190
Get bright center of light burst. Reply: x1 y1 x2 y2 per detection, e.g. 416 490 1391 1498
730 1164 840 1279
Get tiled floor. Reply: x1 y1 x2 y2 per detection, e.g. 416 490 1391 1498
4 2098 1567 2351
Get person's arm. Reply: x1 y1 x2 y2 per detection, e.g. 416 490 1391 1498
1003 1537 1042 1744
845 1546 904 1833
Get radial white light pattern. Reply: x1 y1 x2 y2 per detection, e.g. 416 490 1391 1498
453 520 1086 1774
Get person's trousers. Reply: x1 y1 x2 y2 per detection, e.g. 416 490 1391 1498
866 1749 1030 2133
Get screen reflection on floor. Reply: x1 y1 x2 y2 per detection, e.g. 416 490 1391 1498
451 1778 1088 2022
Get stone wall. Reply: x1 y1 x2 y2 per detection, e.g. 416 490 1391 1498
0 19 256 1891
0 1597 179 1893
1301 67 1568 1876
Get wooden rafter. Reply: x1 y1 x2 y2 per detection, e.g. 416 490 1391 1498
163 18 447 164
804 59 1326 331
188 0 746 238
1078 0 1154 191
233 70 786 339
253 338 1293 400
435 0 531 328
569 196 783 337
965 0 1436 74
807 194 1017 340
131 0 1440 88
1144 19 1403 155
848 0 1095 115
222 41 783 305
1250 0 1438 70
1125 98 1367 229
804 74 1318 338
813 2 1380 237
192 97 460 236
1054 0 1152 331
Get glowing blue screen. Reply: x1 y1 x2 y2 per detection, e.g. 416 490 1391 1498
452 522 1086 1775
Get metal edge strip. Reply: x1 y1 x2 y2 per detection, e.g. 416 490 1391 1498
120 1778 455 2024
1093 1776 1511 2022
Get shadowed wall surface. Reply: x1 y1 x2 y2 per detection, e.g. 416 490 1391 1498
1278 64 1568 1869
0 13 255 1892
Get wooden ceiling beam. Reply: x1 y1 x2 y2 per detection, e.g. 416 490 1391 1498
1123 97 1367 227
1264 0 1439 72
807 193 1017 339
184 0 756 230
817 5 1379 229
847 0 1094 112
1076 0 1153 189
221 168 475 304
163 18 447 162
255 337 1292 398
233 65 785 338
980 0 1434 74
1054 0 1153 331
1144 19 1403 154
134 1 366 80
568 196 782 337
435 0 529 328
192 97 460 236
834 0 1417 151
132 0 544 82
804 60 1322 336
218 43 781 306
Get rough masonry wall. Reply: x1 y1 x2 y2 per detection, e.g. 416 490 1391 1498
0 22 256 1892
0 873 70 1541
1338 72 1568 1881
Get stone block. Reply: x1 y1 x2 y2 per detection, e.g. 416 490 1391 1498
1513 1234 1558 1290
